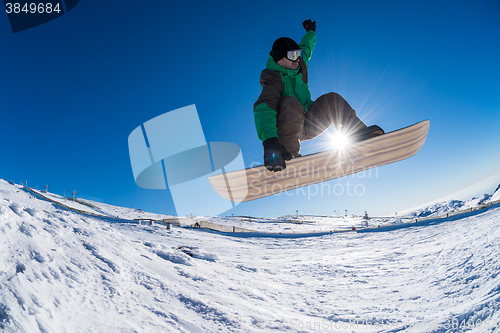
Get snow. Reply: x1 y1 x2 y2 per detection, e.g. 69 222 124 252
28 189 106 216
403 194 492 220
489 185 500 204
1 179 500 332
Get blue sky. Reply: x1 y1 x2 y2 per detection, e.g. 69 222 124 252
1 0 499 217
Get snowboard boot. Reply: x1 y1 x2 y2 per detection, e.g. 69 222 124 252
351 125 385 142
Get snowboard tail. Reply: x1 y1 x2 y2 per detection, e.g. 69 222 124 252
209 120 430 202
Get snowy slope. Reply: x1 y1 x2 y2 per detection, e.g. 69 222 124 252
28 189 107 216
404 196 489 219
77 197 178 221
489 184 500 203
1 179 500 332
29 188 177 221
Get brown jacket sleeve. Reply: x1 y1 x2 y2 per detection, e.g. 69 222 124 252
254 69 283 112
253 69 284 141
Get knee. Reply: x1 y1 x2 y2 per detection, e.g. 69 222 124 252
318 92 342 104
279 96 302 109
317 92 353 114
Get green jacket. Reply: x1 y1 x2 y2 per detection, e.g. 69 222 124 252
254 30 316 142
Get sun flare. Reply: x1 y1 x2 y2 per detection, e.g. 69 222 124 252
329 131 350 149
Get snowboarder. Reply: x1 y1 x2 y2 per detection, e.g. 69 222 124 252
254 19 384 172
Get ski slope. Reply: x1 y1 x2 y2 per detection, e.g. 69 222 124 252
1 179 500 332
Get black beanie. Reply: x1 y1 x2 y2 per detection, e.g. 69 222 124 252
271 37 299 62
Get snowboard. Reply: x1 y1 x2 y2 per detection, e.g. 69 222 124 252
209 120 430 202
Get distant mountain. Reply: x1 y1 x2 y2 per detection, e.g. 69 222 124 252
405 192 495 219
489 183 500 203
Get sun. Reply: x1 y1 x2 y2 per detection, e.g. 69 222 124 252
328 131 351 149
305 127 355 155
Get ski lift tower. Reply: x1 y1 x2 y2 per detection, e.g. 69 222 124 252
71 190 77 201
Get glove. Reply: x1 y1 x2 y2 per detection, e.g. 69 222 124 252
302 19 316 32
263 137 293 172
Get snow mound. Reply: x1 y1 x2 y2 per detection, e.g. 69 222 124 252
2 179 500 332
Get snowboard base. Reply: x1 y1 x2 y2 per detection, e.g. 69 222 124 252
209 120 430 202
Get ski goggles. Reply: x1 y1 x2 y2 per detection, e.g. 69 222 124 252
286 49 302 61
